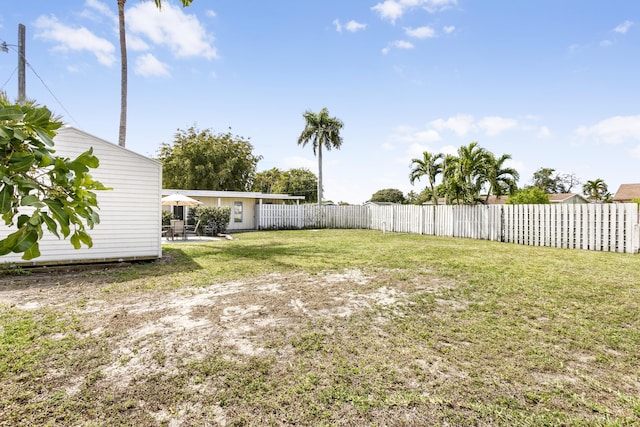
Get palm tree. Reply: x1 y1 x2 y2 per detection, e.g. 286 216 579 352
409 151 443 205
440 154 467 205
482 152 519 202
117 0 193 147
583 178 609 203
297 108 344 205
456 142 489 194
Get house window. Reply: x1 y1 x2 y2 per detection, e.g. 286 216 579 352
233 201 243 223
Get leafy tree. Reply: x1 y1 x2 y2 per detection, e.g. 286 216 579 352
531 167 558 193
272 168 318 203
252 168 282 194
531 168 579 194
0 97 108 260
117 0 194 147
369 188 406 204
409 151 443 205
506 187 550 204
582 178 611 203
252 167 319 203
158 126 262 191
297 107 344 205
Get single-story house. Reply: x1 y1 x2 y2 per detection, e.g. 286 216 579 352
1 127 162 266
612 184 640 203
548 193 589 204
162 189 305 231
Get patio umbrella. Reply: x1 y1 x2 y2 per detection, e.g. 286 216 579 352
161 193 203 206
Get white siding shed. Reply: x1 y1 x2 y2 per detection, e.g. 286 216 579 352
0 127 162 265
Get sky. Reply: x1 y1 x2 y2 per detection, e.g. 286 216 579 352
1 0 639 204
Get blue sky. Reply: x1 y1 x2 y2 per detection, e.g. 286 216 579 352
1 0 639 204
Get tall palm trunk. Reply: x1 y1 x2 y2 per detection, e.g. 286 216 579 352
317 144 323 206
118 0 127 147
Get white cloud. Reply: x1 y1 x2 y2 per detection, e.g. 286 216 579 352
82 0 117 23
391 126 441 144
334 19 365 33
600 39 613 47
127 2 217 59
443 25 455 34
430 114 475 136
419 0 458 13
477 116 518 136
404 26 436 39
372 0 404 23
135 53 171 77
372 0 457 23
576 115 640 144
406 142 434 159
383 40 415 54
614 20 633 34
382 142 396 150
345 20 367 32
34 15 116 66
537 126 551 139
394 40 414 49
206 10 217 18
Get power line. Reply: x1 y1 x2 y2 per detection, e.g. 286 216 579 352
0 37 81 128
0 66 17 92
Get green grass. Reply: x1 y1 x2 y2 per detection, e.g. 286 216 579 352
1 229 639 426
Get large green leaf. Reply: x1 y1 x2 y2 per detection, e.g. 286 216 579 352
41 212 59 238
21 194 44 208
22 242 41 260
0 185 13 214
9 152 35 173
0 106 25 121
44 199 70 237
70 232 80 249
11 229 38 253
77 230 93 248
74 149 99 168
0 125 12 141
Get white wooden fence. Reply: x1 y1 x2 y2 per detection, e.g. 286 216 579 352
256 203 640 254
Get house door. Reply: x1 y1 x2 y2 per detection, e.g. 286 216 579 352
173 206 184 220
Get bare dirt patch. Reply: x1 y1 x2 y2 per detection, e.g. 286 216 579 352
0 268 456 401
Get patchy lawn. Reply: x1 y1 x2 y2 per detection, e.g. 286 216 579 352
1 229 639 426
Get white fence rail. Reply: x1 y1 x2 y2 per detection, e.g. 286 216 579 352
257 203 640 254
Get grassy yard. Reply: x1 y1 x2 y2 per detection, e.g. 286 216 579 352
1 229 639 426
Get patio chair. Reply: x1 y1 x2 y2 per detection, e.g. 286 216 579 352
170 219 186 240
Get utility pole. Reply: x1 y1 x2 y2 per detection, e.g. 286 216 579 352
18 23 26 104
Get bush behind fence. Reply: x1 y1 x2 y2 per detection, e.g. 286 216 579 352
257 203 640 254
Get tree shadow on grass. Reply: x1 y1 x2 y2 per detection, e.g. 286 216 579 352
184 240 354 272
0 247 203 290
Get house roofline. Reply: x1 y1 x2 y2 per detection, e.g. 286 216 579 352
162 189 306 201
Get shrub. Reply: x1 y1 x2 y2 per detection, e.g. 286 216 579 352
162 210 173 226
193 206 232 235
506 187 550 204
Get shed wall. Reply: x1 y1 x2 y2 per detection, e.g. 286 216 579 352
0 127 162 265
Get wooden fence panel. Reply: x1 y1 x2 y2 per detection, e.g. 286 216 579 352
256 203 639 253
